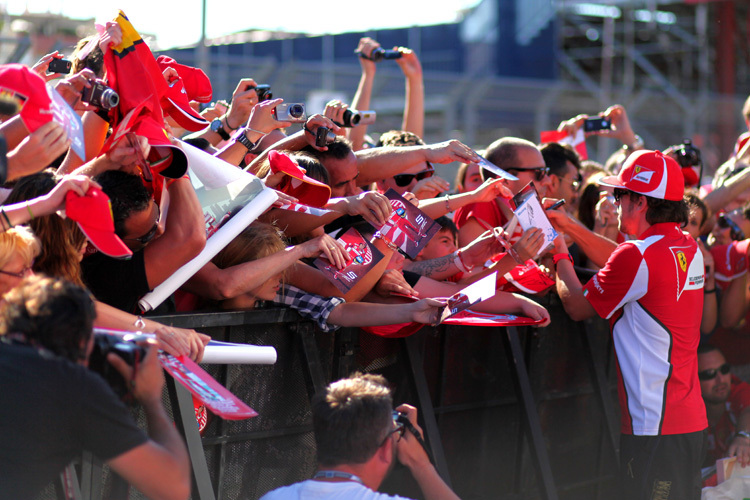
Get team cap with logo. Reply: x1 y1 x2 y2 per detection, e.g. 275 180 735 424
599 149 684 201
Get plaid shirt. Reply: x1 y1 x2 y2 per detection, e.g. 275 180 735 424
273 285 345 332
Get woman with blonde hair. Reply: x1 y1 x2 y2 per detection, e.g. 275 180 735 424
0 226 40 296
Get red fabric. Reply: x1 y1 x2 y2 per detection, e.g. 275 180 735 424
359 322 424 338
453 200 523 244
583 223 707 435
0 64 53 132
711 240 750 289
65 187 131 259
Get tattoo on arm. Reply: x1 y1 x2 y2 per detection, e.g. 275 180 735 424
403 252 457 278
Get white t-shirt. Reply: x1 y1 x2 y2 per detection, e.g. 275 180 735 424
259 479 414 500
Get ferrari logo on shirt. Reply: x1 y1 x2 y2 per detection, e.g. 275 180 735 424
670 245 703 299
631 164 654 184
676 251 687 272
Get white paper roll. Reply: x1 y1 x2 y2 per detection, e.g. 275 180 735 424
202 342 277 365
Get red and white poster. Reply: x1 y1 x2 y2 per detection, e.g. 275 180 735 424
377 189 440 259
313 227 384 294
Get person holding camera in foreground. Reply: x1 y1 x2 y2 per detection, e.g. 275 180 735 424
0 276 189 500
260 372 459 500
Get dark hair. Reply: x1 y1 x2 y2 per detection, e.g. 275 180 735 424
71 36 104 77
302 137 353 162
377 130 425 148
312 372 393 466
435 215 458 240
5 170 87 286
697 343 720 355
182 137 213 152
0 275 96 362
291 152 330 186
625 192 689 227
540 142 581 177
94 171 153 237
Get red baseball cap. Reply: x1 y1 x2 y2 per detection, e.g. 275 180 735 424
599 149 684 201
161 76 209 132
269 151 331 207
156 56 212 103
0 64 54 132
65 187 132 259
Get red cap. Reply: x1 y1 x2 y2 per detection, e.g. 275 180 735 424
599 150 684 201
156 56 212 103
269 151 331 207
161 77 209 132
133 118 188 178
65 187 132 259
0 64 54 132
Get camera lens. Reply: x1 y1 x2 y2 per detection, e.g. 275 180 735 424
289 105 304 118
101 89 120 110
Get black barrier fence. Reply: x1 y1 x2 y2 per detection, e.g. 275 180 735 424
43 296 622 500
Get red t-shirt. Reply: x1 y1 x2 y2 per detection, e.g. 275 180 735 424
583 223 708 435
453 200 524 244
706 375 750 464
711 240 750 289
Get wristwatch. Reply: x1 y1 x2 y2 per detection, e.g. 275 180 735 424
233 128 256 152
210 118 231 141
736 430 750 440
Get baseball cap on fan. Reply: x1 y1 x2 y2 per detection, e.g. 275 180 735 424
268 151 331 207
599 149 684 201
0 64 55 132
65 187 132 259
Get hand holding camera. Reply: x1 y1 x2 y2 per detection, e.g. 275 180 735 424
81 79 120 110
302 115 341 151
93 334 164 406
227 78 260 129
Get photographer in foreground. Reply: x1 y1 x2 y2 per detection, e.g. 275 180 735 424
0 276 189 500
260 372 459 500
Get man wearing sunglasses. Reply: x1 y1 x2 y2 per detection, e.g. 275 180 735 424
260 373 458 500
709 206 750 247
698 345 750 468
81 171 206 314
373 130 450 200
539 142 582 210
554 150 707 500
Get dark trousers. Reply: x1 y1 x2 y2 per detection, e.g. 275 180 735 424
619 430 706 500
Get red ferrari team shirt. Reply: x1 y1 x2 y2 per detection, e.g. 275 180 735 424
583 223 708 436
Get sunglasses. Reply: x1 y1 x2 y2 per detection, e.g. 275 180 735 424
717 214 746 241
381 421 406 446
613 188 630 203
0 265 32 279
504 166 550 182
698 362 731 381
123 203 161 245
393 167 435 187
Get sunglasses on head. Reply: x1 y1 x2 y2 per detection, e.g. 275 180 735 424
698 362 731 381
717 213 746 241
504 166 550 182
393 166 435 187
123 203 161 245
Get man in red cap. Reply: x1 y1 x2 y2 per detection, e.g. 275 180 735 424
553 150 707 499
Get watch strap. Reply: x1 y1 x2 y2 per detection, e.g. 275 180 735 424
233 128 256 151
553 253 573 267
212 119 231 141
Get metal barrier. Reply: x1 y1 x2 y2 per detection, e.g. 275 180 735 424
47 296 620 500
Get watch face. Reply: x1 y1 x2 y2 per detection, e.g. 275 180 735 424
210 119 222 132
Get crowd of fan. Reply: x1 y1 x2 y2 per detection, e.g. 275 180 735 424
3 11 750 500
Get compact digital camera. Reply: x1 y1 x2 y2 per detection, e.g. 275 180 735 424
340 109 377 127
81 81 120 110
583 117 611 132
273 103 306 123
254 84 272 101
315 126 336 147
48 58 72 74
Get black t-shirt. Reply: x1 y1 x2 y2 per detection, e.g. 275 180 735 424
81 249 150 313
0 342 147 499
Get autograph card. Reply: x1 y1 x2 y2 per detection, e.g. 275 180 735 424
47 85 85 160
378 189 441 259
439 272 497 323
313 228 384 293
475 153 518 181
512 182 558 256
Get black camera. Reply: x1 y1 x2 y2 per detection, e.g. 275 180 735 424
672 139 702 169
88 333 148 402
81 80 120 110
340 109 377 127
273 103 307 123
48 58 72 75
583 117 611 132
254 84 272 101
358 48 402 62
315 126 336 147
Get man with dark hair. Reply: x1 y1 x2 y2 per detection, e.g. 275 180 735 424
260 372 459 500
81 170 206 313
698 345 750 467
540 142 582 207
0 275 190 500
554 150 707 499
